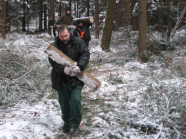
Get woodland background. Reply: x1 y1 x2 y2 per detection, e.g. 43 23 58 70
0 0 186 139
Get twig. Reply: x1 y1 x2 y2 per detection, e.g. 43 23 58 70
181 118 186 133
165 119 186 138
147 33 160 50
155 123 163 139
13 69 34 81
9 71 13 81
176 36 186 47
172 6 186 38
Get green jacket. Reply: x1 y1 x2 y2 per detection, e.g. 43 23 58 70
55 13 73 25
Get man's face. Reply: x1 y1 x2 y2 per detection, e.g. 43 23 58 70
78 23 83 27
67 10 70 14
58 29 70 44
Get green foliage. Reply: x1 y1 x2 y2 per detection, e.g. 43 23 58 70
140 50 150 62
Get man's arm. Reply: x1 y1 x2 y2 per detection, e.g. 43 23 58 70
76 39 90 71
55 15 64 25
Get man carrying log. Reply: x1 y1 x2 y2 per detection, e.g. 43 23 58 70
55 7 73 26
48 25 90 136
73 19 92 47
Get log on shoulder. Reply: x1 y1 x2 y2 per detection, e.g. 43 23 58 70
44 44 101 91
72 16 94 25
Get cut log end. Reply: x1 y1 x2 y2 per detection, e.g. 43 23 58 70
90 16 94 23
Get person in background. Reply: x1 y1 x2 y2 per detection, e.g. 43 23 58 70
48 17 56 37
55 7 73 26
48 25 90 135
73 19 92 47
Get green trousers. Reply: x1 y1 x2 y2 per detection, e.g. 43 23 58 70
57 84 82 128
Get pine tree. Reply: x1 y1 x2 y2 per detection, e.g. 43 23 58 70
101 0 116 51
138 0 147 61
95 0 99 38
0 0 7 38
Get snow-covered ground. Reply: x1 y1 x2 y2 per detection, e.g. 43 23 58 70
0 30 186 139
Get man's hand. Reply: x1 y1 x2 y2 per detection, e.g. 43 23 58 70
72 66 80 74
64 66 80 77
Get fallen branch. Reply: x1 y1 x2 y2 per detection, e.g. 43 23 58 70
13 69 34 81
172 6 186 38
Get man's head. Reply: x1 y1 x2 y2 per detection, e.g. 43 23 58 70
57 25 70 44
77 19 83 27
66 7 71 15
50 17 53 20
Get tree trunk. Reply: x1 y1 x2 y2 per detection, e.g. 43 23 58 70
49 0 55 20
39 0 43 32
22 0 26 32
6 0 10 32
147 1 151 26
123 0 131 26
101 0 116 51
74 0 77 17
62 1 65 15
44 4 47 31
123 0 127 26
115 0 120 31
95 0 99 39
59 2 62 16
87 0 90 16
158 0 163 33
138 0 147 61
77 0 79 17
69 0 72 10
0 0 7 38
126 0 131 26
27 0 30 33
167 0 171 38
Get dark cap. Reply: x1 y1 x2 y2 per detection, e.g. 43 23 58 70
66 7 71 11
77 19 82 24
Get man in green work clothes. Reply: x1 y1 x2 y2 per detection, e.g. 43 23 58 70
48 25 90 135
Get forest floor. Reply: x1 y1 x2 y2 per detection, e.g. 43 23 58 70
0 30 186 139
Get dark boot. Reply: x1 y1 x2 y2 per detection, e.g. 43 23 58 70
69 128 78 135
62 127 70 133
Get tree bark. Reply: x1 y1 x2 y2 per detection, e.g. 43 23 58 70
49 0 55 20
101 0 116 51
123 0 127 26
115 0 120 31
138 0 147 61
95 0 99 39
39 0 43 32
87 0 90 16
22 0 26 32
27 0 30 33
158 0 163 33
0 0 7 38
167 0 171 38
126 0 131 26
69 0 72 10
44 4 47 31
147 1 151 26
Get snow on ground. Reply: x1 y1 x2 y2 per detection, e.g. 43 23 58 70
0 31 185 139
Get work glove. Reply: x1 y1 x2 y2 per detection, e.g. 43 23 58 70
64 63 81 77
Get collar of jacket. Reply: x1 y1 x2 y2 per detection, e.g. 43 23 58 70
65 13 71 16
